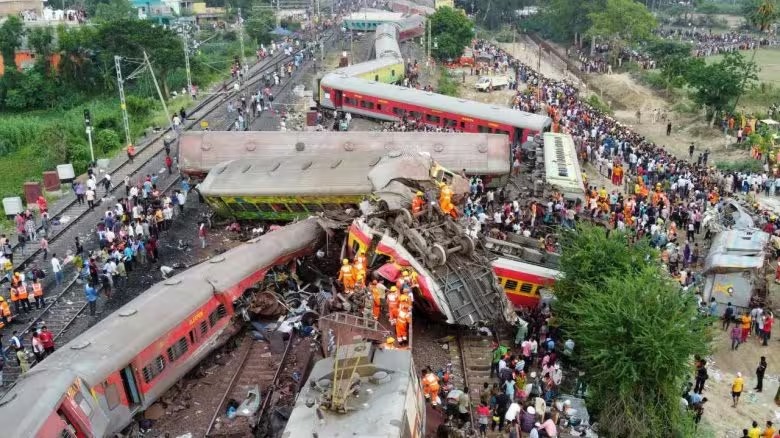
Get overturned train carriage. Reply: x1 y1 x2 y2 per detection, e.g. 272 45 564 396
349 213 515 326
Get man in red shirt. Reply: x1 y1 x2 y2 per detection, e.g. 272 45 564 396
39 326 55 356
762 313 773 346
165 155 173 174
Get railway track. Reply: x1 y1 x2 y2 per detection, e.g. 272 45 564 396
0 35 329 384
205 334 298 437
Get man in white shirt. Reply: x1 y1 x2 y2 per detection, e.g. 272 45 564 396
51 254 63 286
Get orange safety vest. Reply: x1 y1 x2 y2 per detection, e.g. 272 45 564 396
32 283 43 297
387 292 399 309
16 286 28 300
0 301 10 317
10 287 19 302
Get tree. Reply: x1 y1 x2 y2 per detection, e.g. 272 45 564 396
743 0 780 31
554 225 709 437
94 0 137 22
27 27 55 74
244 10 275 46
684 51 759 121
0 16 25 71
94 19 184 97
541 0 605 44
586 0 657 63
645 40 693 90
429 7 474 62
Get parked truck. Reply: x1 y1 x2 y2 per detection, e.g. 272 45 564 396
475 75 510 92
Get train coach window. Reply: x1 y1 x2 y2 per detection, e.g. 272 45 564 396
287 202 307 213
104 383 120 410
254 203 273 212
520 283 534 294
360 100 375 110
426 114 441 123
322 203 341 212
460 121 466 129
477 125 492 133
142 355 166 384
200 320 209 336
271 203 289 213
393 107 406 117
344 97 358 106
374 74 379 81
209 304 227 328
410 111 422 120
391 69 396 77
167 337 189 363
504 279 519 291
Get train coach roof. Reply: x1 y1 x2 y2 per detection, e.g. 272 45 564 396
333 57 401 77
0 219 326 434
321 73 552 132
179 131 511 176
198 151 440 197
282 348 413 438
342 11 405 22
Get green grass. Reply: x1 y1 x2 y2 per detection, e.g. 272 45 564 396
705 48 780 85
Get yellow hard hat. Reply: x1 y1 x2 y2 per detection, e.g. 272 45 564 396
390 286 398 291
342 259 349 264
0 296 4 302
416 191 424 196
359 249 366 254
403 270 409 276
386 337 395 344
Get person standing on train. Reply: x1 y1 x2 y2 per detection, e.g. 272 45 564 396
85 281 98 316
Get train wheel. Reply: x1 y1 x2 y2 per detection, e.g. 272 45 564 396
460 235 475 256
394 208 413 226
428 244 447 267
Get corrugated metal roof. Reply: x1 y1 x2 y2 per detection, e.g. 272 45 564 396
320 73 552 132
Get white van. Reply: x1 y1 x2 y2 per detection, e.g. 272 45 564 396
475 75 509 92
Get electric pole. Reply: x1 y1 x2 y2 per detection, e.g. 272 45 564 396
83 108 95 163
143 51 176 135
237 8 247 73
182 32 193 98
114 55 132 150
426 18 431 70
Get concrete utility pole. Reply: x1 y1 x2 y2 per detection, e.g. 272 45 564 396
182 32 193 98
237 8 247 72
114 55 133 149
143 51 176 134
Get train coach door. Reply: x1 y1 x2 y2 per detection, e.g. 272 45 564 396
120 365 142 408
334 90 343 107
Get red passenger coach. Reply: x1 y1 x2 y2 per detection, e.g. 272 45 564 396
0 219 326 438
319 73 552 144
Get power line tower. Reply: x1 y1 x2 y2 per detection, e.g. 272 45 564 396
114 55 133 149
182 32 193 97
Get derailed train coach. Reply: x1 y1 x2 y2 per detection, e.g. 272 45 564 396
0 219 328 438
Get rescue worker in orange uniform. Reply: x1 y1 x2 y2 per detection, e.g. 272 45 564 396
386 286 399 323
411 191 426 215
399 289 412 313
13 282 30 314
396 307 411 344
354 271 366 290
438 182 457 218
31 277 45 309
338 259 356 293
0 296 12 327
370 280 382 320
354 249 367 272
422 369 441 406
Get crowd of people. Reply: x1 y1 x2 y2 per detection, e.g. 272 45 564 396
0 146 192 381
569 28 778 74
